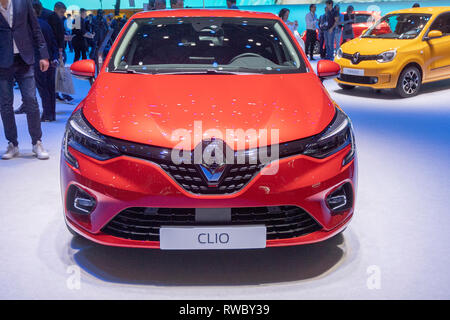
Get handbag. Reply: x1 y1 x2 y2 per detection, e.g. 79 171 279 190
55 61 75 95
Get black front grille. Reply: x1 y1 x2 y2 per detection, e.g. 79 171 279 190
339 74 378 84
159 162 265 194
107 137 268 195
342 52 379 64
102 206 322 241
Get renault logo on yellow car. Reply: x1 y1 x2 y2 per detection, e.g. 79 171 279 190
352 52 361 65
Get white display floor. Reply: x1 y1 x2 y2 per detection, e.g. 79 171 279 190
0 59 449 299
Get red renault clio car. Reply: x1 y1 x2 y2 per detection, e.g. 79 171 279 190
63 9 357 250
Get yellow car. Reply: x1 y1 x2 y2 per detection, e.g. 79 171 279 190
335 6 450 97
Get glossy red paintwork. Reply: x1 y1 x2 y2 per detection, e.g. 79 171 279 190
70 59 96 77
62 146 357 248
83 72 335 149
62 9 357 248
317 60 341 78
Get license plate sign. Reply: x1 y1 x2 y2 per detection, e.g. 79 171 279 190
160 225 266 250
343 68 365 76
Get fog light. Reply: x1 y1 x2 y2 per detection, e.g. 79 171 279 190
67 185 96 215
74 197 95 214
327 194 347 210
326 182 353 213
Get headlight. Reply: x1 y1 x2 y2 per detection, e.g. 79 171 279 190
278 107 355 165
336 48 343 59
377 49 397 63
62 109 120 167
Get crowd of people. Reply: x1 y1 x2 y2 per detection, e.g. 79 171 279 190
0 0 129 160
280 1 422 61
0 0 241 161
278 1 356 61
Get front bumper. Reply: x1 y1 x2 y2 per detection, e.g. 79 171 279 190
61 145 357 249
334 56 401 89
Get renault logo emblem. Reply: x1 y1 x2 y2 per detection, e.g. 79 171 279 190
196 139 229 185
352 52 361 64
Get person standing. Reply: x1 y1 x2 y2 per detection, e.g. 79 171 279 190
110 14 127 43
318 7 329 59
154 0 166 9
72 8 94 62
91 9 109 61
305 4 318 60
279 8 298 34
333 4 343 54
0 0 50 160
342 5 355 43
226 0 238 9
86 13 95 59
32 0 58 122
170 0 184 8
64 13 73 53
325 0 338 60
46 1 74 103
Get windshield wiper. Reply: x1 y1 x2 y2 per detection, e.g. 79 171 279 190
112 67 273 75
151 69 250 75
111 69 147 74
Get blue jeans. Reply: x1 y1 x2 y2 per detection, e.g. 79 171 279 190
35 64 56 120
0 55 42 146
325 28 336 60
334 29 342 52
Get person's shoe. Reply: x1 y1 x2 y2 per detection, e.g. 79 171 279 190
64 98 75 105
14 106 26 114
1 142 19 160
310 57 315 61
63 94 74 101
56 94 65 102
32 141 49 160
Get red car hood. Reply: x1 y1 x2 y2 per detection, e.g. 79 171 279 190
82 72 335 149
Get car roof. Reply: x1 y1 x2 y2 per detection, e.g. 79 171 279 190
132 9 280 20
388 6 450 15
354 11 380 15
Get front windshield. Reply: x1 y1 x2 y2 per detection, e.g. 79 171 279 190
363 13 431 39
108 17 306 74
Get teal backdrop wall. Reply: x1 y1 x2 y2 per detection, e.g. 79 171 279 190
40 0 450 33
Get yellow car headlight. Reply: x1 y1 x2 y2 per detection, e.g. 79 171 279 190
377 49 397 63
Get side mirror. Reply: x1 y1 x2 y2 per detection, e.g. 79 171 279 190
70 59 96 84
317 60 341 81
427 30 443 40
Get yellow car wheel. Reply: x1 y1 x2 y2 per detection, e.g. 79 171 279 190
396 66 422 98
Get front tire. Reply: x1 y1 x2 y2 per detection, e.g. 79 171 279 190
396 66 422 98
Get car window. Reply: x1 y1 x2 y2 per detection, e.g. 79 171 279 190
355 14 371 23
108 17 306 74
363 13 431 39
429 12 450 36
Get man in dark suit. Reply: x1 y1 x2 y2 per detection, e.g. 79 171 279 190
32 0 58 122
0 0 50 160
46 1 74 103
72 8 93 62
